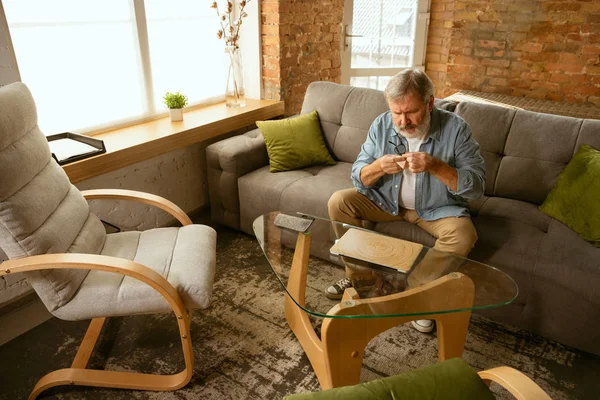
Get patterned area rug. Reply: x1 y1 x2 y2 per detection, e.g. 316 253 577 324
1 226 599 399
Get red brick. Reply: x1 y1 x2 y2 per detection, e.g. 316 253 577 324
486 67 506 77
583 45 600 55
521 72 547 81
550 74 571 83
545 93 563 102
562 85 600 95
478 40 506 49
427 62 447 73
544 63 585 73
589 96 600 107
448 64 471 73
517 42 543 53
482 58 511 68
531 81 561 92
453 55 480 65
543 3 582 12
488 77 508 86
261 25 278 36
581 24 600 33
558 52 580 63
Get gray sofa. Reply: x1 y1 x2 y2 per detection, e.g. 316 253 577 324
206 82 600 355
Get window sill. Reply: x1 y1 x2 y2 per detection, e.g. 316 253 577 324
63 99 284 183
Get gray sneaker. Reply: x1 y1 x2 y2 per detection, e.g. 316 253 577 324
411 319 435 333
325 277 352 300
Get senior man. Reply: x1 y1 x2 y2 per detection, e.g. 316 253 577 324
327 69 486 333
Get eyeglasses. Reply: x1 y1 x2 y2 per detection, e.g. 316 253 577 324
388 140 407 156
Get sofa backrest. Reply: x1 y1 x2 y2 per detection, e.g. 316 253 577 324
301 81 461 164
301 81 600 206
455 102 600 204
301 82 388 163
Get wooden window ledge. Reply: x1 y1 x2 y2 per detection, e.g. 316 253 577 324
63 99 284 183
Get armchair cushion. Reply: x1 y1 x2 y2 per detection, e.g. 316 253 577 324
0 82 106 312
284 358 494 400
257 110 336 172
539 144 600 247
53 224 217 320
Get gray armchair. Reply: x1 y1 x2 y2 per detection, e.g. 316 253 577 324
0 82 217 398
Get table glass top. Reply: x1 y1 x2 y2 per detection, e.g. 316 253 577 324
253 211 518 319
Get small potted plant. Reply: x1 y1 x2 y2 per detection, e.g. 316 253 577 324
163 91 188 121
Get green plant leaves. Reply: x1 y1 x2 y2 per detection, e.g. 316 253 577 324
163 91 189 109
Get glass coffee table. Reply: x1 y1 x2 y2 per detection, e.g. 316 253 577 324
253 211 518 390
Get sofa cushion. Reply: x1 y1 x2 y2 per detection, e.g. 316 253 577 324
478 197 551 233
539 144 600 247
284 358 494 400
257 110 336 173
496 110 581 204
238 163 354 235
455 102 516 197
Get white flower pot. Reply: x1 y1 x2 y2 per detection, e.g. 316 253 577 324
169 108 183 122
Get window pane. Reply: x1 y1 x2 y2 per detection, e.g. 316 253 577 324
145 0 224 111
350 76 391 91
4 0 143 135
351 0 417 68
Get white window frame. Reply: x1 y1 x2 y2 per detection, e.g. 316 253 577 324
341 0 431 85
0 0 261 134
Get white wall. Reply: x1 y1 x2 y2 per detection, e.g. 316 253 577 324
0 1 20 86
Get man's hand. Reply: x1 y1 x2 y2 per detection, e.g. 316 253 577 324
360 154 406 187
379 154 406 174
403 152 438 173
404 152 459 191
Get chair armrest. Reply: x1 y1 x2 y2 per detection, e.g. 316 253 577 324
478 367 551 400
80 189 192 226
1 253 189 318
206 128 269 229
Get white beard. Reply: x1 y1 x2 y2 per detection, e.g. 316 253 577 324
398 111 431 139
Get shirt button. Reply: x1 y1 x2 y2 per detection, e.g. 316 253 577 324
379 202 382 206
395 200 398 203
395 185 398 188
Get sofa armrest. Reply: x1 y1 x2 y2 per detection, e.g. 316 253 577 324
206 128 269 229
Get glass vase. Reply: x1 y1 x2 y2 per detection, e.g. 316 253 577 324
224 46 246 108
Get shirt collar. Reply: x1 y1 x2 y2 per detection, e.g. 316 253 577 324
428 106 443 142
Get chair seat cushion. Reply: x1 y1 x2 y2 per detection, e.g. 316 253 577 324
53 224 217 320
284 358 494 400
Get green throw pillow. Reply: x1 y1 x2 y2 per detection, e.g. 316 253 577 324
540 144 600 247
256 110 336 173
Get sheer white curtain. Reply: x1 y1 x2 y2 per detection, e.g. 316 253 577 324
4 0 223 135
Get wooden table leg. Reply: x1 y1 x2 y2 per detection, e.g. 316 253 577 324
284 232 475 390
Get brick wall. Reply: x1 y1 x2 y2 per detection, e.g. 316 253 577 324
261 0 344 115
426 0 600 106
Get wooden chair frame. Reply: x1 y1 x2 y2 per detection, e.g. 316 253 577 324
0 189 198 399
478 367 552 399
285 232 475 389
284 232 551 399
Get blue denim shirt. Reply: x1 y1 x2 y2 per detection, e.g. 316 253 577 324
351 107 486 221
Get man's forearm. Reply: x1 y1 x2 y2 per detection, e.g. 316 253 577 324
360 162 386 187
429 159 458 192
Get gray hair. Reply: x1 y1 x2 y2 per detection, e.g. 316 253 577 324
384 69 434 106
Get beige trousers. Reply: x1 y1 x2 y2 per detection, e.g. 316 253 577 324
328 188 478 284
